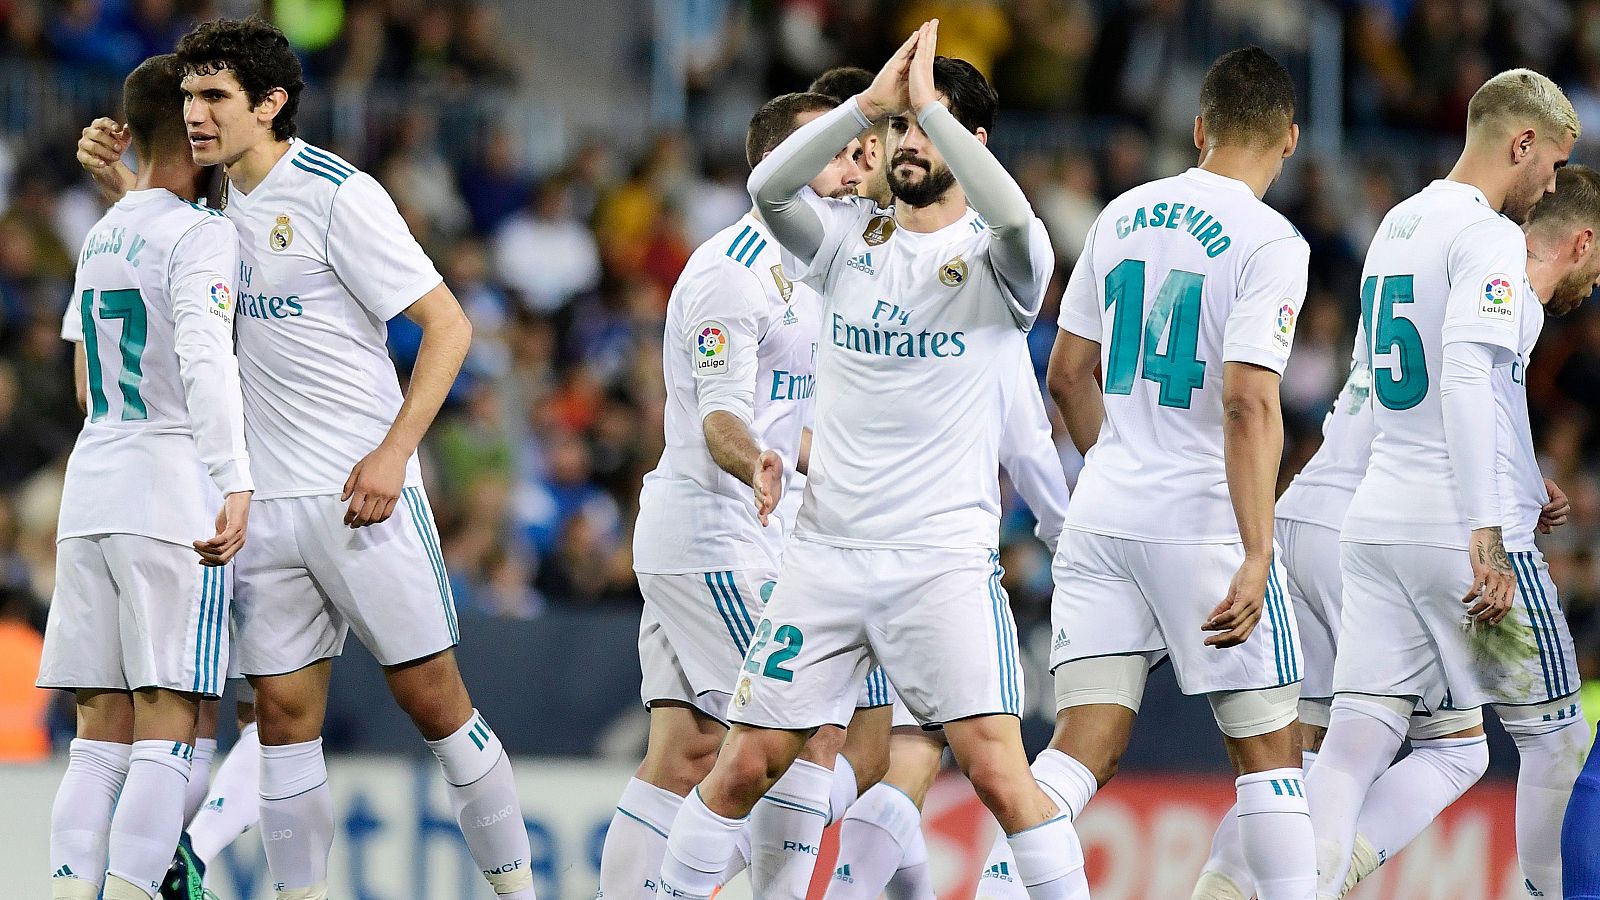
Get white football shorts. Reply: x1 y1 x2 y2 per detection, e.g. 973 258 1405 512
39 534 231 697
1050 529 1302 695
1276 518 1343 702
232 489 458 675
728 537 1024 730
1335 541 1578 710
636 568 771 723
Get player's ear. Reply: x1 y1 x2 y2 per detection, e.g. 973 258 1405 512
1283 122 1300 159
1577 227 1595 261
974 126 988 147
254 86 288 128
1513 127 1537 164
1193 116 1205 152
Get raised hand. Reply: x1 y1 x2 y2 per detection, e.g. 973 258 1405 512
77 118 136 202
908 19 940 113
857 26 922 121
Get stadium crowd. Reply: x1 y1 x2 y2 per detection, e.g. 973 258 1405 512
5 0 1600 750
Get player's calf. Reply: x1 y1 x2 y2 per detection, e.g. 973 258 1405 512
106 689 203 900
1209 686 1314 900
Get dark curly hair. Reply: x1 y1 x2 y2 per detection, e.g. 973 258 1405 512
175 17 304 141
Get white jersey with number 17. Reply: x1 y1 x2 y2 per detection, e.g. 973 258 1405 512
1060 167 1309 543
1342 180 1525 549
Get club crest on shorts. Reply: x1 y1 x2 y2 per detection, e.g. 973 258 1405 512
862 214 896 247
939 256 968 288
270 214 294 251
733 675 753 709
770 264 793 303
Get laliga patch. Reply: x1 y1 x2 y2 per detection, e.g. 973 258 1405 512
692 320 730 377
1480 274 1515 320
939 256 968 288
862 214 896 247
269 214 294 251
1273 301 1296 350
208 280 233 320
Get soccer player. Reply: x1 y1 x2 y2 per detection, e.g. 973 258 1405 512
39 53 253 900
805 63 1072 900
1043 46 1314 899
1197 167 1600 900
600 90 865 900
1565 735 1600 898
660 21 1090 900
78 18 534 900
168 692 262 891
1310 69 1581 900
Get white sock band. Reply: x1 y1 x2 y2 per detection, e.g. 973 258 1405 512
829 754 859 824
1031 749 1098 820
426 709 504 786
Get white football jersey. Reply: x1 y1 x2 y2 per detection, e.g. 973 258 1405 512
1342 181 1525 548
1060 168 1309 543
1497 280 1547 551
634 215 820 573
58 188 250 545
222 139 442 499
789 195 1050 549
1274 355 1375 531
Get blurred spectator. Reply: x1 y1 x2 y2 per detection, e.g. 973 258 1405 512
0 585 47 761
896 0 1011 80
459 129 535 237
493 176 602 316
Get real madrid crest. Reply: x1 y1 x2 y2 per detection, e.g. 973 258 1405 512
862 214 896 247
270 214 294 251
939 256 968 288
770 264 793 303
733 676 753 709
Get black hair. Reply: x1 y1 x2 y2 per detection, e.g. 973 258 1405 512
175 17 304 141
808 67 873 103
1198 47 1296 148
932 56 998 134
746 92 840 169
122 54 188 160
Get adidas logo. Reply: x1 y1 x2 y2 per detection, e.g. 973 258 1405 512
982 862 1014 882
52 865 74 878
847 252 876 276
1053 628 1070 650
782 307 798 326
833 864 853 884
204 797 225 810
1527 879 1544 897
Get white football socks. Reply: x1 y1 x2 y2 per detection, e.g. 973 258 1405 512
829 754 859 824
1234 768 1316 900
885 824 935 900
259 738 334 896
1194 751 1319 900
599 777 682 900
50 738 130 896
1505 716 1590 898
978 829 1029 900
184 737 217 824
1357 735 1487 862
1307 699 1407 898
426 711 535 898
1006 815 1089 900
824 783 922 900
661 788 749 900
107 740 194 898
189 722 262 864
750 757 833 899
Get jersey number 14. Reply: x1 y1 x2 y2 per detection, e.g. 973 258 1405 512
81 288 148 423
1103 259 1207 409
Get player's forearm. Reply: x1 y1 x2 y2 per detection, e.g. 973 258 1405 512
1440 340 1502 529
748 99 869 264
704 410 763 488
1047 349 1103 456
72 342 88 416
1223 370 1282 559
384 305 471 457
797 426 812 476
916 103 1046 307
173 334 254 495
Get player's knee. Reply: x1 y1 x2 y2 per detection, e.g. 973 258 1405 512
718 727 804 800
964 759 1034 826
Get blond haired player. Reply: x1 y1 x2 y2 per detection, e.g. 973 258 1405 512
1309 69 1581 899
